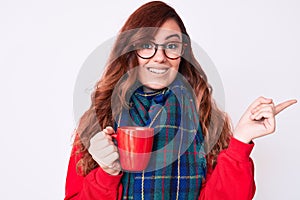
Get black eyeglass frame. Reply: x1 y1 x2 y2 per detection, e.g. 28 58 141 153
133 41 188 60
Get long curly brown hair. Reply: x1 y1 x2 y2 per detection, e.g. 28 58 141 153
74 1 232 176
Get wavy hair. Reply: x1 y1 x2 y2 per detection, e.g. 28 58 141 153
74 1 232 176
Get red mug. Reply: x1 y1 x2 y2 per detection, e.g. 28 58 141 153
112 126 154 171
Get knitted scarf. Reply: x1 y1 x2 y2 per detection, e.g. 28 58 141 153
115 76 206 200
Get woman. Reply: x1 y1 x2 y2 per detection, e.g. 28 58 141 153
65 1 296 199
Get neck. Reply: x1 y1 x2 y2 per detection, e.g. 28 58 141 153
142 86 167 93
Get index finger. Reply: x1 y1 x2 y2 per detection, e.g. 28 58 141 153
275 99 297 115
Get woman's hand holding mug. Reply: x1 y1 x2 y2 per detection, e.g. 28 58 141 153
88 126 121 176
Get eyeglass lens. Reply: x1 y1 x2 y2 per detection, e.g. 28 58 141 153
135 41 184 59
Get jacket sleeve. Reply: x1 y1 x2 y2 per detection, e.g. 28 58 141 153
199 137 256 200
64 145 123 200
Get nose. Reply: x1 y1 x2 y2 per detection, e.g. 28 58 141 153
152 47 167 63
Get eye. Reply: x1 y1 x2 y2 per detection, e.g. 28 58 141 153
137 42 153 49
166 43 179 49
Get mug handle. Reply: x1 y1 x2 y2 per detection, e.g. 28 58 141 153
111 133 117 139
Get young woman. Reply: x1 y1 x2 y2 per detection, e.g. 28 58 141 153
65 1 296 199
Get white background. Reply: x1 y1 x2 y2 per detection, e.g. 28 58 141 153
0 0 299 199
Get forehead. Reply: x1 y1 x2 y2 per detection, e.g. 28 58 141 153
154 19 182 42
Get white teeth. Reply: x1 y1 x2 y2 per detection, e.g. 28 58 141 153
147 68 168 74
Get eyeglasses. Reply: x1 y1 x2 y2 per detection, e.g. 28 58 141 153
133 41 187 60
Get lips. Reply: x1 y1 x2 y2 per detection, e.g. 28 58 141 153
147 67 169 74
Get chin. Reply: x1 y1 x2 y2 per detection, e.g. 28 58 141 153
143 82 168 92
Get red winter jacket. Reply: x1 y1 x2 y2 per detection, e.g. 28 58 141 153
65 137 256 200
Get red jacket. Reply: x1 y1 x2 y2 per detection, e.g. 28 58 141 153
65 137 256 200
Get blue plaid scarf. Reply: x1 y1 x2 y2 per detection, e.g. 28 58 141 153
115 76 206 200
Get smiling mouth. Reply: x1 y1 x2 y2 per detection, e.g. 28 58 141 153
147 67 169 74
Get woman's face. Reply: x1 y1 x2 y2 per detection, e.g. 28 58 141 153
137 19 182 92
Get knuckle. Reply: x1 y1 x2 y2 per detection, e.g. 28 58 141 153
114 146 118 152
264 106 271 112
90 134 97 144
112 152 120 160
102 128 108 134
89 140 97 150
99 130 106 137
269 126 276 134
272 126 276 132
89 138 95 147
88 146 94 154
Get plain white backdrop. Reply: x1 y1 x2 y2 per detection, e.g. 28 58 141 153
0 0 299 199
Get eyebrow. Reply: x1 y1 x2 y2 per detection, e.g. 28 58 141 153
165 34 181 40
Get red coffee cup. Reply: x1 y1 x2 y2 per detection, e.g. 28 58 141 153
112 126 154 171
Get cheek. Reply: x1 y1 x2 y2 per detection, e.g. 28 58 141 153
171 59 181 71
137 57 148 66
169 59 181 82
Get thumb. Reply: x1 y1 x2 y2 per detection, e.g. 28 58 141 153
102 126 115 135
